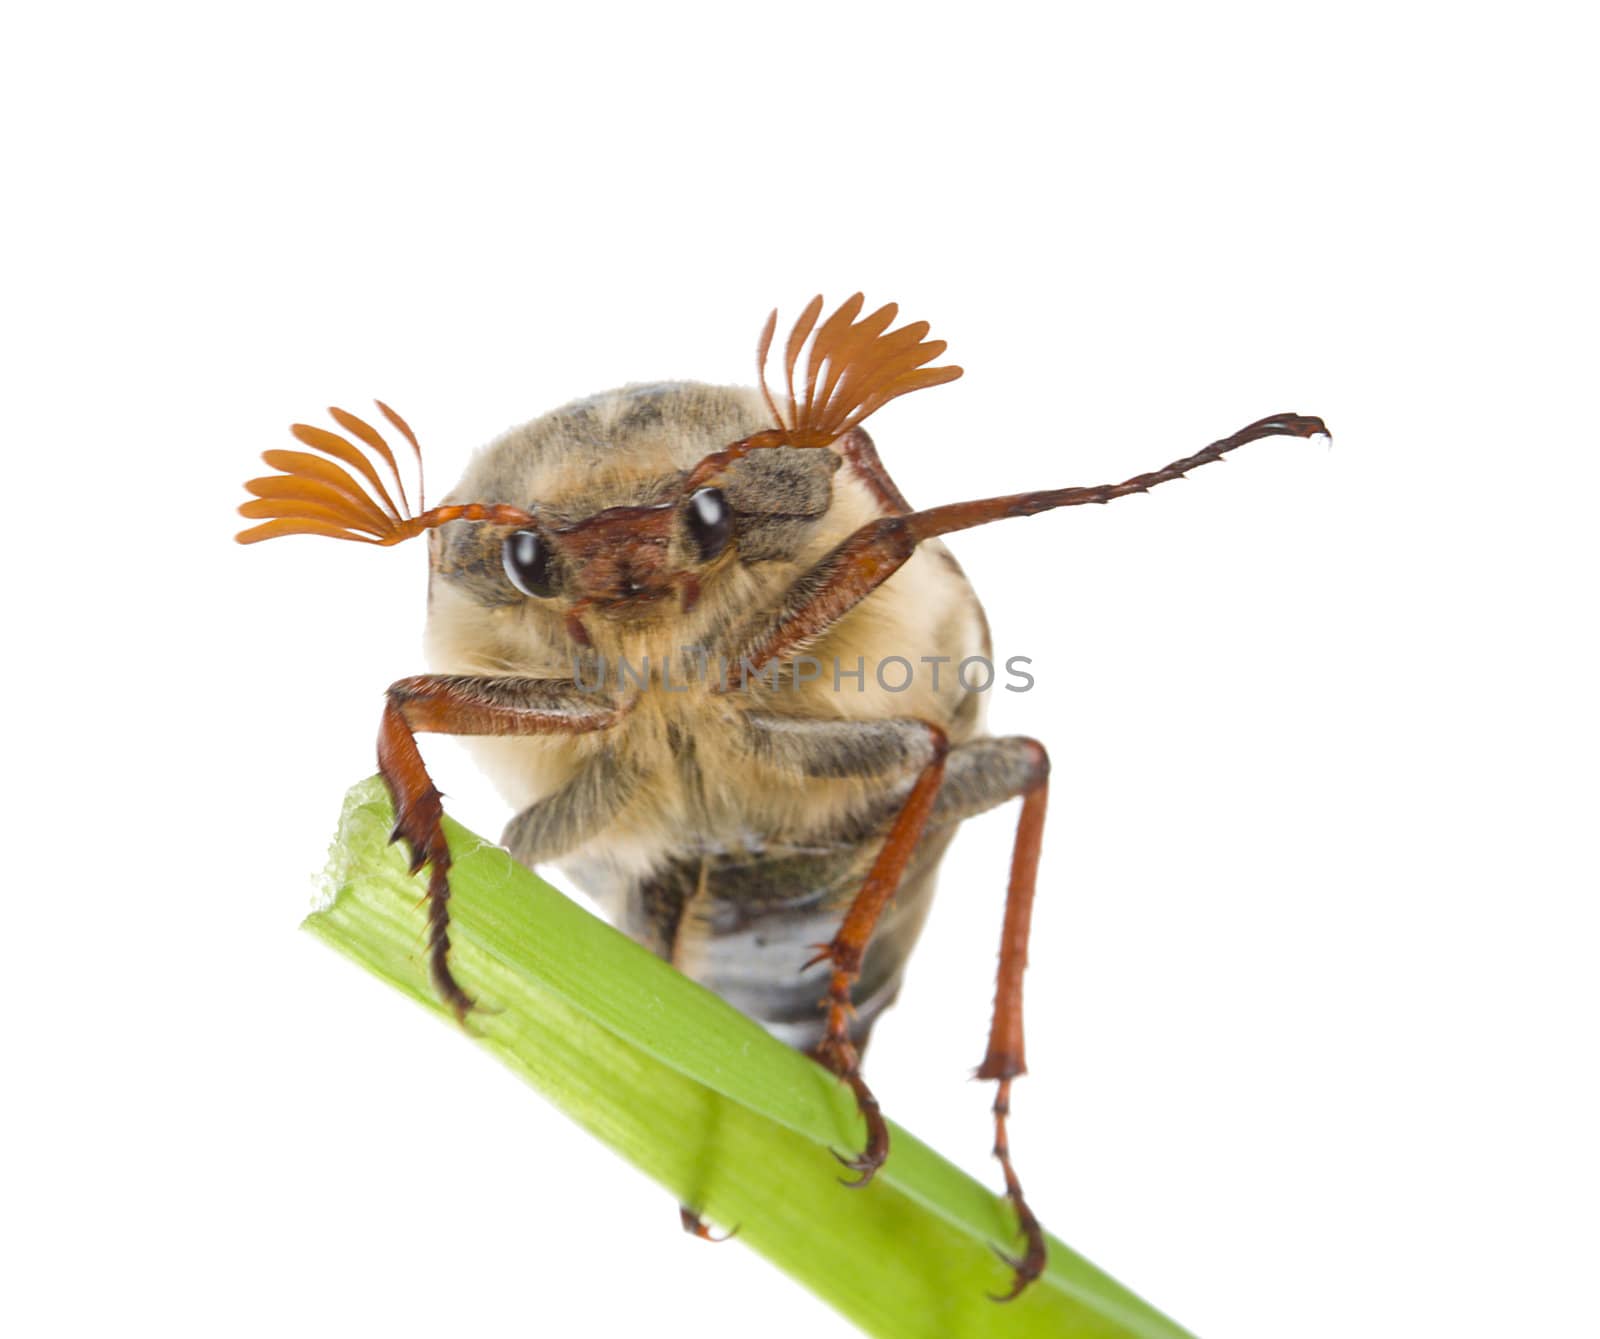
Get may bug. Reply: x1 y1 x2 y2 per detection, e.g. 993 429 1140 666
238 295 1327 1297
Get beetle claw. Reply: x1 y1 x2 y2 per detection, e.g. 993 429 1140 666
830 1144 886 1188
801 941 836 971
984 1209 1047 1302
679 1205 738 1242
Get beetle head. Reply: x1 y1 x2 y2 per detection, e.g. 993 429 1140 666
235 296 960 650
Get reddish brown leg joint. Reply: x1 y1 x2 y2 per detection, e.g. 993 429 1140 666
808 723 950 1187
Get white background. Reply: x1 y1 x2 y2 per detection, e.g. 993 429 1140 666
4 3 1595 1337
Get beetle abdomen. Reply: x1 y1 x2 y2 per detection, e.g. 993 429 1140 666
563 824 956 1053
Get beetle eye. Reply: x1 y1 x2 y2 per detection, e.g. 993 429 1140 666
685 487 731 561
502 529 557 598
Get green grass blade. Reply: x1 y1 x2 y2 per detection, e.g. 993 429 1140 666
304 776 1196 1339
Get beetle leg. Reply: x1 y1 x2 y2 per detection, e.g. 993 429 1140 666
377 674 623 1020
807 723 949 1186
743 712 948 782
720 413 1329 678
974 745 1051 1302
837 734 1053 1298
501 748 638 867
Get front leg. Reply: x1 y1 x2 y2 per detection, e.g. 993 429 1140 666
720 413 1329 677
377 674 623 1019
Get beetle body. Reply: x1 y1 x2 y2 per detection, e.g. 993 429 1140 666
426 382 988 1050
237 294 1326 1296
